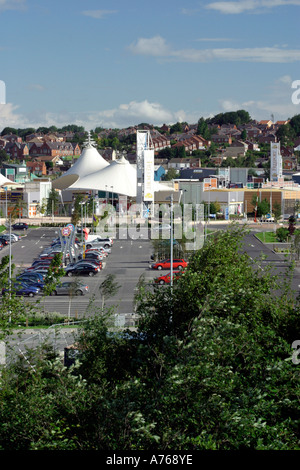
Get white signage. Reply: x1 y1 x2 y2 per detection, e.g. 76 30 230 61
270 142 282 181
143 149 154 201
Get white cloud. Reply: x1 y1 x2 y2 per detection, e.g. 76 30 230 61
128 36 171 57
205 0 300 14
81 10 117 19
0 0 26 12
0 100 189 131
27 83 45 92
129 36 300 63
218 75 300 120
0 103 24 127
195 37 234 42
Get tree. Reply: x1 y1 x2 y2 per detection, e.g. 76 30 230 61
99 274 120 311
162 168 179 181
276 227 289 242
42 253 65 297
46 189 59 217
0 225 299 450
196 117 210 139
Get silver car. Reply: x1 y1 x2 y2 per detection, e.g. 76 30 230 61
50 281 89 296
85 238 112 250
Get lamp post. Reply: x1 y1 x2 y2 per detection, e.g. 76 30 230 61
79 201 85 258
8 214 12 322
166 194 174 288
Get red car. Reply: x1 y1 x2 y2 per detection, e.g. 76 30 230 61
150 259 188 271
154 271 184 285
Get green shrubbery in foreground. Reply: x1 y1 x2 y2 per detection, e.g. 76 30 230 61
0 225 299 450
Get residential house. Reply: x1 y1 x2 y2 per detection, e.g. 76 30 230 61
152 135 171 152
245 140 260 151
154 165 166 181
33 155 64 166
211 133 232 145
168 157 201 170
244 126 262 140
26 161 47 177
28 141 80 158
258 133 277 144
2 133 22 144
4 142 29 160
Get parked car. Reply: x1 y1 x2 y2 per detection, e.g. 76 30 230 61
64 263 99 277
17 272 45 283
27 269 48 279
12 222 28 231
78 252 103 262
67 260 101 271
16 276 45 290
50 281 89 296
1 233 20 243
85 247 108 257
152 224 172 232
0 238 9 246
27 260 53 269
154 271 184 284
150 259 188 270
86 237 112 249
2 281 40 297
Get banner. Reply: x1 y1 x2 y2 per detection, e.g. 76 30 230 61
143 149 154 202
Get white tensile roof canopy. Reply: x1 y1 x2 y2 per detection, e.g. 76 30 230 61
0 173 18 187
52 133 109 191
70 155 137 197
52 132 174 198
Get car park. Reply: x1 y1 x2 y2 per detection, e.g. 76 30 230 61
150 258 188 270
50 281 89 296
12 222 28 231
64 263 99 277
154 271 184 284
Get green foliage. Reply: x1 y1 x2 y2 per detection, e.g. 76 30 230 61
0 225 299 450
43 253 65 296
276 227 289 242
99 274 120 310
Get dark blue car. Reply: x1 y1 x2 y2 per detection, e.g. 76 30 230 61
2 281 40 297
16 276 45 290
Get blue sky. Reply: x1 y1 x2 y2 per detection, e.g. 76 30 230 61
1 0 300 130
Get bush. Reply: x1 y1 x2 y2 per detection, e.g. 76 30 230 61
276 227 289 242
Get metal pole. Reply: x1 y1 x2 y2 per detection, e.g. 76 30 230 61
9 214 12 322
81 203 84 257
170 193 173 288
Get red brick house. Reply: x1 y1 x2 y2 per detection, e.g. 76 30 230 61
26 161 47 176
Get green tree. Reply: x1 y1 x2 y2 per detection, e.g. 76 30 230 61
99 274 120 311
43 253 65 297
46 189 60 217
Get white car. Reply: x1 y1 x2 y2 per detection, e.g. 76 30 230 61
1 233 20 242
152 224 172 232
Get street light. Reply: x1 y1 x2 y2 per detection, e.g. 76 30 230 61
79 201 86 258
166 194 174 288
